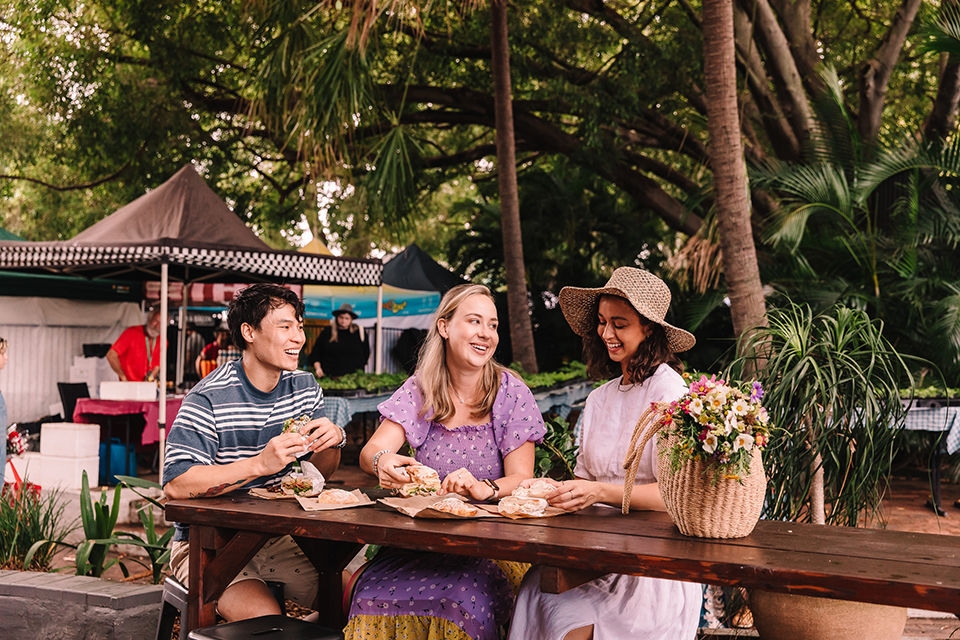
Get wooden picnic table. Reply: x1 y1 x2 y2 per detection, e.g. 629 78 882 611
164 490 960 634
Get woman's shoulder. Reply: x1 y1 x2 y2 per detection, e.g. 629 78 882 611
642 364 687 399
498 368 537 397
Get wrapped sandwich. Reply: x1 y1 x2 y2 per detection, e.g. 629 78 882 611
283 414 311 435
280 460 325 496
399 464 441 497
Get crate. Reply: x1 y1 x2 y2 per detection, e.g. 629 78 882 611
99 439 137 486
100 381 157 401
17 451 99 490
39 422 100 458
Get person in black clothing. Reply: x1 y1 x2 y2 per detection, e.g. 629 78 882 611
308 303 370 378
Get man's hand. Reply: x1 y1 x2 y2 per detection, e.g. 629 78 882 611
300 417 345 451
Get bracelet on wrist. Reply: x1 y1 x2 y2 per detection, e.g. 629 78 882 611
371 449 392 477
482 478 500 502
334 425 348 449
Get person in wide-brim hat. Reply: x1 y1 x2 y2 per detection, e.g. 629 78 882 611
508 270 703 638
332 303 358 319
558 266 695 353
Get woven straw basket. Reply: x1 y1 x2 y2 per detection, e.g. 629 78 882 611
623 406 766 539
656 439 766 539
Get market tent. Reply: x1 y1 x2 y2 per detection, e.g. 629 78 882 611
0 164 382 475
382 243 467 294
301 240 442 324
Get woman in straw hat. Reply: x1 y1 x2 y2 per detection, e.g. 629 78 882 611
508 267 703 640
308 302 370 378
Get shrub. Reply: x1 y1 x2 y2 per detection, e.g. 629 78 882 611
0 484 76 570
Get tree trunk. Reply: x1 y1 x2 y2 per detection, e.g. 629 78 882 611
858 0 923 148
702 0 768 349
490 0 537 373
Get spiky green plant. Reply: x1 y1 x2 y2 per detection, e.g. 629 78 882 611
727 302 913 527
0 484 75 570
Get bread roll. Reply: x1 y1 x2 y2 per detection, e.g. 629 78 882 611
430 497 480 517
512 478 558 499
316 488 361 505
498 495 548 517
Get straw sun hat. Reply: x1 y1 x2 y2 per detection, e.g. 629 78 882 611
559 267 696 353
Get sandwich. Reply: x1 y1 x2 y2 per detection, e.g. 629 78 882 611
429 496 479 517
280 474 316 495
283 414 311 435
498 495 548 517
512 478 558 500
316 488 362 506
399 464 441 497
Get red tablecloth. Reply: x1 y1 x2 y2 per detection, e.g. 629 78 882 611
73 396 184 445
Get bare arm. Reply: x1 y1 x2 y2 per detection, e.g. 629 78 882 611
163 417 344 499
548 476 665 512
105 348 126 381
359 419 418 486
441 440 537 500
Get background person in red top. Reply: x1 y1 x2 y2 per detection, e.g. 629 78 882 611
106 307 164 382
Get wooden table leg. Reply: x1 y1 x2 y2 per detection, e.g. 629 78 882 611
295 537 364 627
185 525 272 633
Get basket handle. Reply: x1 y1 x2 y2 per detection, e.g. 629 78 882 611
621 404 666 514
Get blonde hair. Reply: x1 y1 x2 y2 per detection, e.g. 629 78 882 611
328 321 363 343
415 284 508 423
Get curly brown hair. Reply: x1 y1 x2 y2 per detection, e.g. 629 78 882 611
580 305 683 384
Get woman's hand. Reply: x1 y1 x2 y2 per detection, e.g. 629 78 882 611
374 453 420 488
548 479 602 512
440 467 492 501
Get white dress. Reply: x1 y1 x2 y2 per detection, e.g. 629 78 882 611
508 364 704 640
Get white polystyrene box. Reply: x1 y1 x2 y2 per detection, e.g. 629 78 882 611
99 381 157 401
19 453 99 490
40 422 101 458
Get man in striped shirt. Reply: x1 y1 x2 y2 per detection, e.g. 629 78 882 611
163 283 347 622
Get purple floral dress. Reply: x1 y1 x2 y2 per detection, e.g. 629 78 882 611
345 371 546 640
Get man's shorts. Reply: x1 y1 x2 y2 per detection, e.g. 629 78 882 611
170 535 318 608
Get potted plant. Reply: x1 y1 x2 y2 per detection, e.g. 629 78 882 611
727 301 913 640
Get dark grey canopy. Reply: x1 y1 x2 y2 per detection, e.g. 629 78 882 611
0 164 382 287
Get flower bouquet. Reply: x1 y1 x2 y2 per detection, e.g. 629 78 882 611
623 375 771 538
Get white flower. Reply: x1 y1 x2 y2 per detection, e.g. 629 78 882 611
733 433 755 452
705 389 727 411
724 411 740 435
702 433 718 454
730 397 749 416
687 398 703 416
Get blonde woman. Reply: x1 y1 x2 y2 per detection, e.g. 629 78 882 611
346 284 546 640
308 303 369 378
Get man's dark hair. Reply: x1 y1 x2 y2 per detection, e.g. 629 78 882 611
227 283 304 351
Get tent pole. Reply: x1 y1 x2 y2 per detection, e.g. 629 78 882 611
158 263 169 484
376 284 383 373
175 301 186 391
